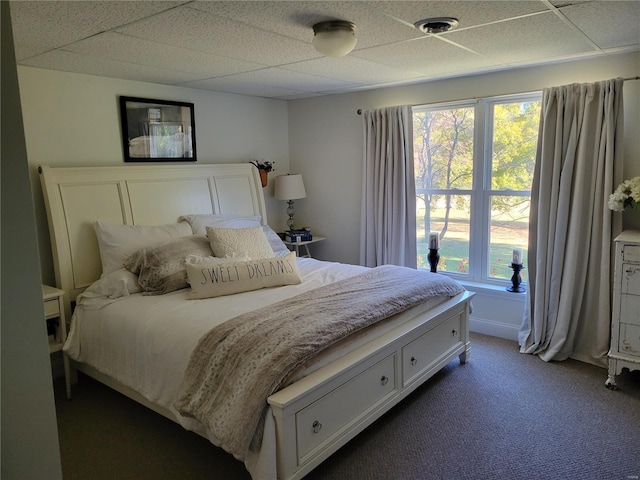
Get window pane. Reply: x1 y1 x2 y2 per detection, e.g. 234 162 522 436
414 107 474 191
489 195 529 281
417 194 470 275
491 101 540 190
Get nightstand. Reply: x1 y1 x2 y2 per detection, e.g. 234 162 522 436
607 230 640 389
42 285 71 399
283 236 326 259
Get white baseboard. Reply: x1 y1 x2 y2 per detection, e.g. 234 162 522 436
469 315 520 341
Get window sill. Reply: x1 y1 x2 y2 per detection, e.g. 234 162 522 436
457 280 526 302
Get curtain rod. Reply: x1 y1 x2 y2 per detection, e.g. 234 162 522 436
356 76 639 115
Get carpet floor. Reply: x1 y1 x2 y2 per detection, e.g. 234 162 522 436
54 333 640 480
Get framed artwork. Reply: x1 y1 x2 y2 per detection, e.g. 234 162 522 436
119 96 197 162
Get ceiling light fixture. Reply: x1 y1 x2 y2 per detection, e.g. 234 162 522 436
414 17 459 34
312 20 357 58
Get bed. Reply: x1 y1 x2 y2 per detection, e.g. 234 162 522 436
39 163 473 480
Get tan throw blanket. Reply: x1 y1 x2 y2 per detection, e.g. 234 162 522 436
174 265 464 460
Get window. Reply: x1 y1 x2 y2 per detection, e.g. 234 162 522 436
414 93 541 285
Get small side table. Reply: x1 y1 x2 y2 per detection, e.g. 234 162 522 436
42 285 71 399
283 236 326 259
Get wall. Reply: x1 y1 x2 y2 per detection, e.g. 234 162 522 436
16 53 640 341
288 51 640 340
1 2 63 477
17 67 290 285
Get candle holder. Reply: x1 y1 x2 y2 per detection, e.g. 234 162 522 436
507 263 526 293
427 248 440 273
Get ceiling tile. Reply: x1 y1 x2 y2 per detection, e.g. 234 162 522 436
115 6 317 65
445 12 599 64
353 36 505 77
179 75 308 99
192 67 357 93
559 1 640 49
10 1 187 60
64 32 264 77
188 1 424 48
21 50 204 85
367 1 550 30
282 56 425 85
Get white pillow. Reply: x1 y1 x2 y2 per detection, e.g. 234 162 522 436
206 226 275 260
178 214 262 235
83 268 142 299
263 225 290 257
93 220 192 275
185 251 301 299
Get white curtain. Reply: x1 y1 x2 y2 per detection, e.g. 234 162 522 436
360 105 417 268
519 79 624 367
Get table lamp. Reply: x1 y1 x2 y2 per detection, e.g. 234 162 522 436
274 174 306 231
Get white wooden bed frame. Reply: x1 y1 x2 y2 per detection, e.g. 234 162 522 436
40 163 473 480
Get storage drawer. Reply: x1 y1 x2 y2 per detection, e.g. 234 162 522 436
295 353 396 463
623 245 640 263
43 298 60 318
620 294 640 326
619 323 640 356
402 313 461 386
621 264 640 296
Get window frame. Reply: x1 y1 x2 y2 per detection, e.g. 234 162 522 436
414 91 541 287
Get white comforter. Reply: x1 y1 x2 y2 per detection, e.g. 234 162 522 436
64 258 449 479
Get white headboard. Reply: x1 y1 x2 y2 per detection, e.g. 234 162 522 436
39 163 266 312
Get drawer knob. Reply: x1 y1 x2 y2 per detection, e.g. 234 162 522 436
410 356 417 366
380 375 389 386
312 420 322 434
452 329 458 336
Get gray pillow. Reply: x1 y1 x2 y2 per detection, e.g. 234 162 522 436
124 235 212 295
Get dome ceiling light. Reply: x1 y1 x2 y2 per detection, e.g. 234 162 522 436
312 20 357 58
414 17 459 34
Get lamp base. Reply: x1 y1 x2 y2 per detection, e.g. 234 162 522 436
286 200 296 231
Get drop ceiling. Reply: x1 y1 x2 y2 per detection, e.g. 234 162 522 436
9 1 640 100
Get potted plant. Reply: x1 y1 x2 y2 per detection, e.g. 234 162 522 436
250 160 275 187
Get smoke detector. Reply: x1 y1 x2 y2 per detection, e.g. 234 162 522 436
414 17 459 34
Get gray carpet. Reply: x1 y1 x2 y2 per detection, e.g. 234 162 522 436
55 333 640 480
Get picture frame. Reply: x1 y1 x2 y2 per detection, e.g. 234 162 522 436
119 96 197 162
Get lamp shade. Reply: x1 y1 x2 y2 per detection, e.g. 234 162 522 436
312 21 357 58
274 174 306 200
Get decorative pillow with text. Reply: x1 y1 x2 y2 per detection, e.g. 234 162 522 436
185 251 301 299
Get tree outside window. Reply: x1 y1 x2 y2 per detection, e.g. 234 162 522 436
414 94 541 284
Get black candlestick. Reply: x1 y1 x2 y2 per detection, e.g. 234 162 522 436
427 248 440 273
507 263 526 293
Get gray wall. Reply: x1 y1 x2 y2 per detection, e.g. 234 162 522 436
287 52 640 267
287 52 640 339
17 66 290 286
1 2 63 478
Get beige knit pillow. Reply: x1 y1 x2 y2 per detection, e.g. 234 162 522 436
206 226 275 260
